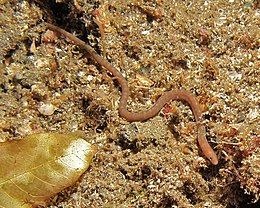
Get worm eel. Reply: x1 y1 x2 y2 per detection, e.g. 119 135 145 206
46 23 218 165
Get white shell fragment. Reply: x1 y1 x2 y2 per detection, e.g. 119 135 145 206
38 103 56 115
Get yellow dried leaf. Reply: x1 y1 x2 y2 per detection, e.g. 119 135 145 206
0 133 97 208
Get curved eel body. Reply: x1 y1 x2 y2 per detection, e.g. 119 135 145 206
46 23 218 165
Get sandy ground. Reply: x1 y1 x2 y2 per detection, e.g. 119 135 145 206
0 0 259 207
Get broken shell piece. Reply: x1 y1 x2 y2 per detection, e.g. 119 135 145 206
38 103 56 116
136 74 154 87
